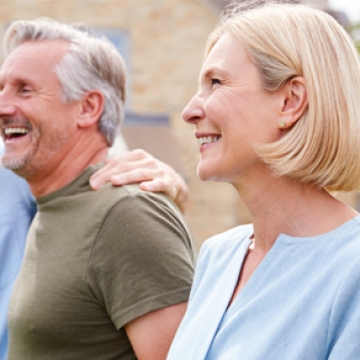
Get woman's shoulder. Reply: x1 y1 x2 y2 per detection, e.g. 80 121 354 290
199 223 253 261
189 224 253 295
331 215 360 257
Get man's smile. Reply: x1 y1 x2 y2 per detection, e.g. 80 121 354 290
3 127 30 141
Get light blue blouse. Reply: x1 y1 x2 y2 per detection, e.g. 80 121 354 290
0 167 36 360
167 217 360 360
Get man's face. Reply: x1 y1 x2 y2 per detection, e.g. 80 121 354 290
0 40 80 179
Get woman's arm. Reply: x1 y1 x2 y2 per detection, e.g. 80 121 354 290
89 149 188 213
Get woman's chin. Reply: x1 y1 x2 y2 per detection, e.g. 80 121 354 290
196 164 218 182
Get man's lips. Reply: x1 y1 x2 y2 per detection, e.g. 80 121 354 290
3 126 31 141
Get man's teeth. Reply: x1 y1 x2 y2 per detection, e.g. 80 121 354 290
198 136 220 145
4 127 30 135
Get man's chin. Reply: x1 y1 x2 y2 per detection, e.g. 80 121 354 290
2 155 32 178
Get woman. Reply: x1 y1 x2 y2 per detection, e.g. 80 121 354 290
167 1 360 359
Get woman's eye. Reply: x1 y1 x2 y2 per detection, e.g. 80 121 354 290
211 78 221 86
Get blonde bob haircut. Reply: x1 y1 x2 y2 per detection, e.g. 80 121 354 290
206 1 360 191
3 18 127 146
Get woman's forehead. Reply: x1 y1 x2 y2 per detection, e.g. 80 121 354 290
199 34 251 80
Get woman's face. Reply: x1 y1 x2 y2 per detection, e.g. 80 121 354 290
182 33 284 184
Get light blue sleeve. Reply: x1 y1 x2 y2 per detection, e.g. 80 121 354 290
0 168 36 360
327 253 360 359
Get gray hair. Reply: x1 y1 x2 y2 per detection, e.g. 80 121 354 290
4 18 127 146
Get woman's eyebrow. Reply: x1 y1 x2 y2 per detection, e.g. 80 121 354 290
199 67 227 83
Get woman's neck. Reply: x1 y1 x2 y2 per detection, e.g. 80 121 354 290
233 172 357 252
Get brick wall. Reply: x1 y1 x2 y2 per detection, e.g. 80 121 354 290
2 0 353 252
0 0 241 250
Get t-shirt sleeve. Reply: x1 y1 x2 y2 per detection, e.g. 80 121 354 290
86 191 196 329
327 253 360 359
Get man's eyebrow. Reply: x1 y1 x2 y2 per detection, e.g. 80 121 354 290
12 76 34 85
1 75 36 88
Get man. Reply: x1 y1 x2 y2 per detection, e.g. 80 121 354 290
0 141 189 360
0 19 195 360
0 137 190 360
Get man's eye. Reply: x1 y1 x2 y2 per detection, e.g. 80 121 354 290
20 86 32 94
211 78 221 86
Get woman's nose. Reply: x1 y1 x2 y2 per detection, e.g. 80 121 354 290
182 94 205 124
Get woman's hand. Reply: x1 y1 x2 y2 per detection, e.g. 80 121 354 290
90 149 188 213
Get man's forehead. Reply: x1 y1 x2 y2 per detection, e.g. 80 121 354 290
0 40 69 82
4 40 69 69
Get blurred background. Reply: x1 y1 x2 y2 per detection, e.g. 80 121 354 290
0 0 358 250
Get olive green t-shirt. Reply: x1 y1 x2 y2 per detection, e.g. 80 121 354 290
8 164 196 360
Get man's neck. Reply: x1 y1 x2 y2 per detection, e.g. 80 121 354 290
28 146 108 198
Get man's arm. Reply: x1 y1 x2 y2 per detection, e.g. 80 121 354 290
125 302 187 360
89 149 188 213
86 190 195 359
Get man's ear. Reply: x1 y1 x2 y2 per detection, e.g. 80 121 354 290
278 76 307 129
77 90 104 128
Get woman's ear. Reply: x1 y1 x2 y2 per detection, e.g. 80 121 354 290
77 90 105 128
278 76 307 129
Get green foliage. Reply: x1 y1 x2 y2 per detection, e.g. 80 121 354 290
349 22 360 53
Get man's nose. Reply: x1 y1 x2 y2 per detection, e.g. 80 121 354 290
0 92 17 118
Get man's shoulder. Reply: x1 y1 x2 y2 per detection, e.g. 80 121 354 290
66 164 179 213
96 182 142 200
97 182 181 217
95 183 193 257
